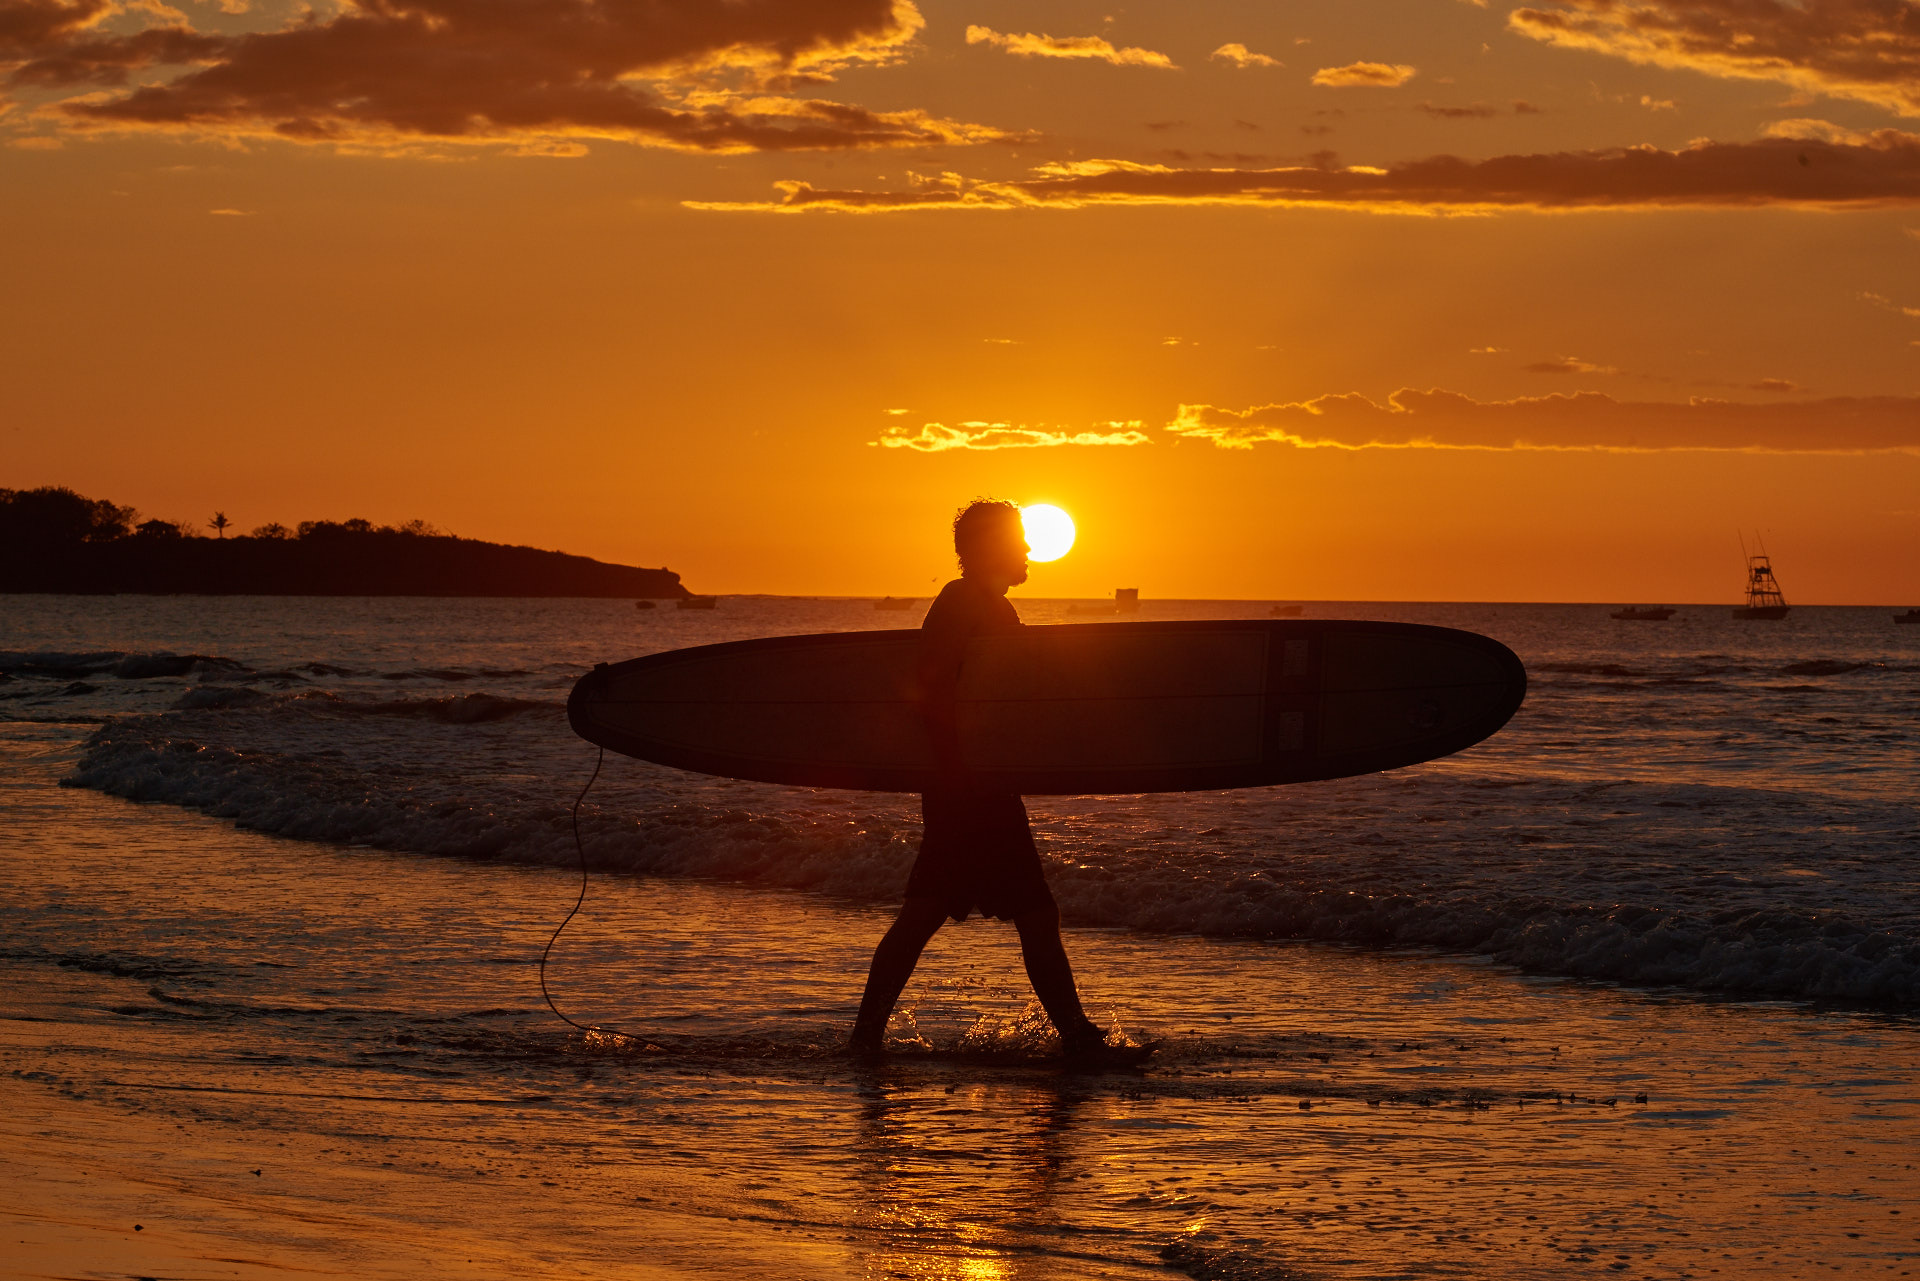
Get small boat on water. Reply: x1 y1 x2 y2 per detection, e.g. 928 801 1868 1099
677 595 718 611
1610 606 1675 621
1731 552 1789 620
634 599 656 611
1896 609 1920 625
1068 588 1140 616
873 596 916 611
1269 603 1304 617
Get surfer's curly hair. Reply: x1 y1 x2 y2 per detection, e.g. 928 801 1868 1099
952 499 1022 569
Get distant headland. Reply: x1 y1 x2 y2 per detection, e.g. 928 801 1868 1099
0 487 691 599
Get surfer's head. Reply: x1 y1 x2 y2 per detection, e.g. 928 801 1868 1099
953 499 1029 588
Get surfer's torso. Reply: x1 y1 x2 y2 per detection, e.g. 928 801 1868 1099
909 576 1052 922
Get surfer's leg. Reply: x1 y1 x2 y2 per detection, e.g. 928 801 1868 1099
850 898 949 1050
1012 905 1103 1048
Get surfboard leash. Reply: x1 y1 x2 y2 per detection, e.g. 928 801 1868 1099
537 745 660 1051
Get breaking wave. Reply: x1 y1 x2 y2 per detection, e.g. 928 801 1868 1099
65 702 1920 1008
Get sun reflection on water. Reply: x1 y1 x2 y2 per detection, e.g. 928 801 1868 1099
851 1074 1083 1279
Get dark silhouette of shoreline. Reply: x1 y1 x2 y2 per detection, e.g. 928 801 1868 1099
1 487 690 599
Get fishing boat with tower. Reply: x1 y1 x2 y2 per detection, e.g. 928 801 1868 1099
1732 539 1790 620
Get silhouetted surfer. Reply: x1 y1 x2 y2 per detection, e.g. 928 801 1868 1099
851 500 1132 1062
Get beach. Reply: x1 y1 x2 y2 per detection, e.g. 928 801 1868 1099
5 596 1920 1278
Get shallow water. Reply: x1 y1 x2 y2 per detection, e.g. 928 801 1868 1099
5 594 1917 1005
5 723 1920 1279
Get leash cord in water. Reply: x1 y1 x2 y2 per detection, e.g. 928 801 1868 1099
538 747 657 1048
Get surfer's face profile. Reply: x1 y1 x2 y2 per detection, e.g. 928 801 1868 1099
964 513 1029 589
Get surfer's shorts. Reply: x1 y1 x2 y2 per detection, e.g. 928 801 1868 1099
906 788 1055 923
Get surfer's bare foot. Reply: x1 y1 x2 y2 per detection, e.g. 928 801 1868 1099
847 1024 886 1059
1061 1025 1157 1067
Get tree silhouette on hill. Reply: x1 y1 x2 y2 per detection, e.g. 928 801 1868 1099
0 486 689 598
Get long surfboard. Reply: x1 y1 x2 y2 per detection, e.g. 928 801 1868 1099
560 622 1520 795
568 620 1525 795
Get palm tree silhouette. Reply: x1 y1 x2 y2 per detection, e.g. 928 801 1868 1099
209 511 231 539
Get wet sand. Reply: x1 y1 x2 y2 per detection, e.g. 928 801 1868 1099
6 724 1920 1279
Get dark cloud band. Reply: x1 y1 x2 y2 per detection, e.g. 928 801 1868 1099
692 132 1920 211
1 0 1023 152
1511 0 1920 118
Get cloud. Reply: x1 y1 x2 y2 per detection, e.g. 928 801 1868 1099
1168 389 1920 452
964 25 1175 69
691 131 1920 212
1312 61 1418 88
1859 289 1920 317
1419 102 1501 119
1211 42 1281 69
1510 0 1920 117
1 0 1028 153
1524 354 1619 374
1765 117 1881 146
2 0 222 88
873 421 1152 451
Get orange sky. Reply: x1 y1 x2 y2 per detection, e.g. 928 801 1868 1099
4 0 1919 602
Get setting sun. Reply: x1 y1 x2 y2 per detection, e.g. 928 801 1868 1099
1021 504 1076 563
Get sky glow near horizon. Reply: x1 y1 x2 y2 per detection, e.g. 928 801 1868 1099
3 0 1919 601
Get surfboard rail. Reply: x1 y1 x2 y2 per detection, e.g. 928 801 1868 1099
568 620 1526 795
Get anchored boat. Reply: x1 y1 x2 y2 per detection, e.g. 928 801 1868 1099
1068 588 1142 617
1611 606 1675 621
1731 553 1790 620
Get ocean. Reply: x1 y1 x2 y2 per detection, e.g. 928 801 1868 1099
4 595 1917 1278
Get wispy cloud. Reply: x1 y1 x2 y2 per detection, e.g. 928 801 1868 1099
690 132 1920 213
964 25 1175 69
1524 354 1619 375
874 421 1151 451
1510 0 1920 117
1419 102 1500 119
1211 43 1281 70
1859 290 1920 318
1168 389 1920 452
2 0 1027 154
1312 61 1418 88
1420 100 1543 119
